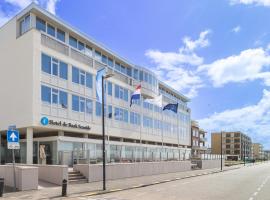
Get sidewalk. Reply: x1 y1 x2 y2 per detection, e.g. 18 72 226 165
3 165 245 200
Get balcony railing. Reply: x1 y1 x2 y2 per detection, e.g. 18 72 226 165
41 34 69 56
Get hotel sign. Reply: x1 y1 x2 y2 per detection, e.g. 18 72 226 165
40 117 91 130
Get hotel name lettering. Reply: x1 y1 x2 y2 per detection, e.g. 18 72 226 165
49 120 91 130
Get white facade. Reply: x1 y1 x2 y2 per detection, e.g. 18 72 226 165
0 4 191 165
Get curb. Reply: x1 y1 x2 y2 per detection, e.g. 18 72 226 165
71 167 241 198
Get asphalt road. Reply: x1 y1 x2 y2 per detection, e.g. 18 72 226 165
77 162 270 200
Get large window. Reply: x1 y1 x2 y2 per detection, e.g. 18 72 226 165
114 107 128 123
115 85 128 102
130 112 140 125
41 53 51 74
69 36 77 49
72 95 92 113
20 15 30 35
36 17 46 32
57 29 65 42
72 95 79 112
47 24 55 37
108 82 112 96
41 85 68 108
72 66 92 88
143 116 153 128
96 101 102 116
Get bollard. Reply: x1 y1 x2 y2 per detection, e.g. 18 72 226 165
62 179 67 197
0 178 4 197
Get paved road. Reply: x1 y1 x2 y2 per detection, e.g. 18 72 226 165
77 162 270 200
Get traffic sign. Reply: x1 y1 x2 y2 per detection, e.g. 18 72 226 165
7 130 19 143
8 142 20 149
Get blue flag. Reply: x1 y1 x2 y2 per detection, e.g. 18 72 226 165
96 68 106 103
163 103 178 113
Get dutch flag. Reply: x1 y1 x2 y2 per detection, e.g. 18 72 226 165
130 85 141 107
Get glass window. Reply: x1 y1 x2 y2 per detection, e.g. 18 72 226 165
72 95 79 112
86 99 93 114
124 110 128 123
36 17 46 32
124 89 128 101
80 70 85 85
41 53 51 74
85 45 92 57
115 62 121 71
120 65 126 74
107 105 112 118
57 29 65 42
59 61 68 80
108 82 112 96
108 58 113 68
78 41 85 51
20 15 30 35
47 24 55 37
59 91 68 109
52 88 58 104
115 85 119 98
69 36 77 49
72 66 79 84
102 55 107 64
95 50 102 61
52 58 58 76
41 85 51 103
127 68 132 77
139 71 143 81
80 97 85 112
133 69 139 80
86 73 93 88
96 101 102 116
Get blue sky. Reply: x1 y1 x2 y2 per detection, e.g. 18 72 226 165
1 0 270 148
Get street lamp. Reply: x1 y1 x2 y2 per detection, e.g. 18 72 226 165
221 131 223 171
102 73 114 191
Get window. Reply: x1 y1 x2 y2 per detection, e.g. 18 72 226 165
107 105 112 118
96 101 102 116
69 36 77 49
47 24 55 37
85 45 92 57
95 50 102 61
41 53 51 74
114 107 128 123
133 69 139 80
59 62 68 80
108 82 112 96
139 71 143 81
108 58 113 68
86 99 93 114
80 70 85 85
127 68 132 77
72 95 79 112
102 55 107 64
130 112 140 125
86 73 93 88
57 29 65 42
59 91 68 108
115 62 121 71
72 66 79 84
52 89 58 104
36 17 46 32
20 15 30 35
143 116 153 128
120 64 126 74
80 97 85 112
52 58 58 76
78 41 85 51
114 85 128 102
41 85 51 103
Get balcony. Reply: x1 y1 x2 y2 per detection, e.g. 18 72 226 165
41 33 69 56
200 137 207 142
192 146 207 151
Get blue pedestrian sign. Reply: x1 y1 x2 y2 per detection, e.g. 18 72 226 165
7 130 19 143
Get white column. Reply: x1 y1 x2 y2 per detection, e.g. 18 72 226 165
26 128 33 164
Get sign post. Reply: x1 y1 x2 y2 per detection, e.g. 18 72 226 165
7 128 20 192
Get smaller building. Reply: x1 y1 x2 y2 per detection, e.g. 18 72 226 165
211 131 252 161
191 120 207 158
252 143 264 160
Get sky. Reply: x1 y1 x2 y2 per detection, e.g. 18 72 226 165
1 0 270 148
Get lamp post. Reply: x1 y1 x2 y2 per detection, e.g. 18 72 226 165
102 73 114 191
221 131 223 171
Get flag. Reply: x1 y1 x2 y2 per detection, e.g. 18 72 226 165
130 85 141 107
163 103 178 113
144 95 163 107
96 68 106 103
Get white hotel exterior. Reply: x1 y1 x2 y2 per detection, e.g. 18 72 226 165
0 3 191 165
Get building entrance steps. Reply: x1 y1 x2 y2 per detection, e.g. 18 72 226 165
68 170 87 184
1 164 253 200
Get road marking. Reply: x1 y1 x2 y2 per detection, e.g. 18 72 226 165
253 192 258 196
182 182 190 185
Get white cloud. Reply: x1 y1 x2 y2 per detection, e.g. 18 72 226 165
230 0 270 6
145 30 211 98
198 89 270 148
198 48 270 87
231 25 241 33
0 0 60 27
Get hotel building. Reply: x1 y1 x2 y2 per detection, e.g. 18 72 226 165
0 4 191 165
